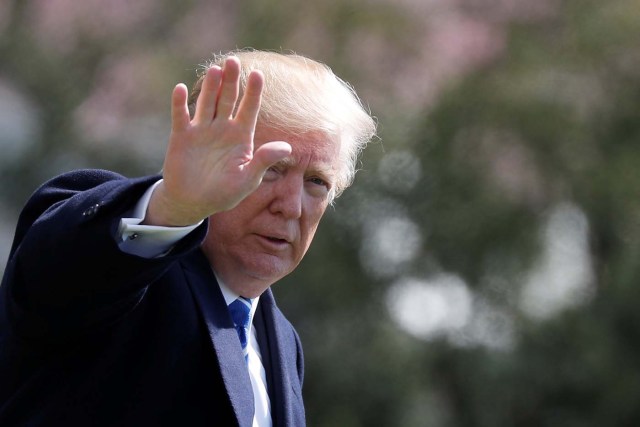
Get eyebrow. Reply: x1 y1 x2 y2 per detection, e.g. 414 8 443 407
272 156 337 182
272 157 297 169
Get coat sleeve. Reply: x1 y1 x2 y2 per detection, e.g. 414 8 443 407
1 169 208 343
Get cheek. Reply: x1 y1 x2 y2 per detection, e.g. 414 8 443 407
207 211 244 246
210 195 261 232
299 206 327 246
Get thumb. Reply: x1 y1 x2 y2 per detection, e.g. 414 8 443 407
247 141 292 179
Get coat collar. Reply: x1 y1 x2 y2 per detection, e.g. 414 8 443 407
181 250 254 427
180 249 304 427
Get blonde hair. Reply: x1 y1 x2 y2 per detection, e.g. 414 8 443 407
188 49 377 199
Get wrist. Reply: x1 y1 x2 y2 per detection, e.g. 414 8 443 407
144 182 207 227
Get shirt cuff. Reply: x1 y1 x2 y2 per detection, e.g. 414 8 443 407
117 179 203 258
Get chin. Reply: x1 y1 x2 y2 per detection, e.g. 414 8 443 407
241 257 294 285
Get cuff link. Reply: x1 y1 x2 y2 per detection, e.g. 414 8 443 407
82 203 101 217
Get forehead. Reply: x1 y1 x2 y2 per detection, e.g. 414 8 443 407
255 126 341 172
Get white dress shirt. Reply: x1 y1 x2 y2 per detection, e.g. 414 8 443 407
117 180 272 427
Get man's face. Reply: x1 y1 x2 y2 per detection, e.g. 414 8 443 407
201 125 341 297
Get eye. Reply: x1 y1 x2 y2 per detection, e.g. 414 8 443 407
263 167 279 181
305 176 332 197
308 177 328 187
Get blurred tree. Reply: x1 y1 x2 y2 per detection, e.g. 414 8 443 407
281 0 640 425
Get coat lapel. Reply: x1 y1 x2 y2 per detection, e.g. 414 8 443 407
256 289 305 427
181 250 254 427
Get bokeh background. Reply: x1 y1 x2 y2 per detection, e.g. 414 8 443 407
2 0 640 425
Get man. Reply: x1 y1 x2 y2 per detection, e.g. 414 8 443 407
0 50 376 426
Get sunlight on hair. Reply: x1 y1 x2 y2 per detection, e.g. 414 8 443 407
519 202 595 320
191 50 377 197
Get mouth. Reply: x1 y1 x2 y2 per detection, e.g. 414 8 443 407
265 236 288 243
256 233 292 249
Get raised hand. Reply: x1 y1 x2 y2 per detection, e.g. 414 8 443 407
145 57 292 227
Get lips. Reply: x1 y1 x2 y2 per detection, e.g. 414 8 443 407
255 233 293 250
257 230 293 243
265 236 288 243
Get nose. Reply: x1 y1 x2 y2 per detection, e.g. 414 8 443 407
269 175 303 219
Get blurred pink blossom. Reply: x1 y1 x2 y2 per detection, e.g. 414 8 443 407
427 14 505 80
74 52 165 142
168 0 238 61
347 12 505 111
347 0 557 111
286 15 336 60
375 0 558 22
27 0 157 53
462 0 559 23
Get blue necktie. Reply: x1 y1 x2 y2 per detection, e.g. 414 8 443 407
228 296 252 363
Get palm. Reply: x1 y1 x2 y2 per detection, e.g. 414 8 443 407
153 57 291 226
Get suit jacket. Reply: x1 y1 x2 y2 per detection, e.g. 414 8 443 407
0 169 305 426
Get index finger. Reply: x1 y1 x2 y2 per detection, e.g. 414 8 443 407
234 70 264 129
